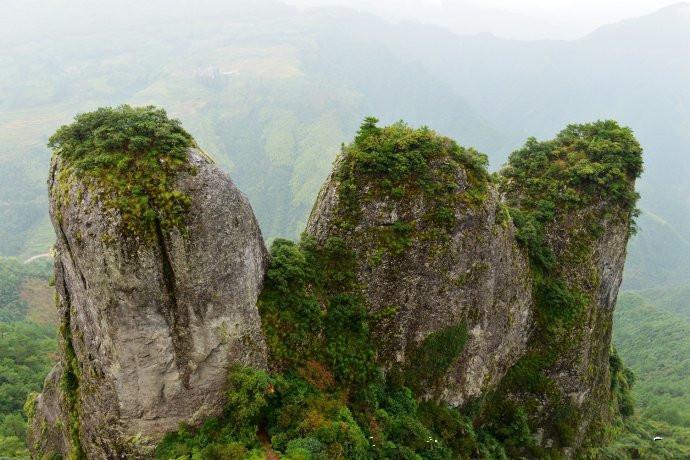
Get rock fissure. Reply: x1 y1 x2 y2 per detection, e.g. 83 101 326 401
56 206 87 291
153 217 192 389
57 260 86 459
29 111 640 459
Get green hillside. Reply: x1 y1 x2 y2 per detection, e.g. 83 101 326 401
598 417 690 459
0 4 507 258
614 291 690 427
2 3 690 291
0 258 56 458
624 283 690 323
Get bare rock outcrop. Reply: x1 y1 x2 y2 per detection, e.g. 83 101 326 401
28 148 268 458
305 119 641 456
28 112 641 459
306 121 533 404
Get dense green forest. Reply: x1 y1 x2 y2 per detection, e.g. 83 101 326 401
600 287 690 458
0 258 55 458
614 290 690 428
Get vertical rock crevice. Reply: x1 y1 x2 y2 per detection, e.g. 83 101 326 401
29 143 269 458
153 218 191 389
57 266 85 460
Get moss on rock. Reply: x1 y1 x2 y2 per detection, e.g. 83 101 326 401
48 105 195 239
401 324 469 396
479 120 643 456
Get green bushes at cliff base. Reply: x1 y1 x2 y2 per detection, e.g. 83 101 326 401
156 236 501 459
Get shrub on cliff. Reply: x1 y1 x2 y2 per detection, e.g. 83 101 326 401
502 120 643 241
48 105 195 237
335 118 490 238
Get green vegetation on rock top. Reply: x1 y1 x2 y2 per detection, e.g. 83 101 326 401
334 118 490 236
343 117 489 191
477 120 644 457
502 120 643 243
49 105 196 238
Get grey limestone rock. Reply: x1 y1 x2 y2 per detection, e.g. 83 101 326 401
29 149 269 458
307 159 533 405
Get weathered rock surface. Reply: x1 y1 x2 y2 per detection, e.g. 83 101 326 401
29 148 268 458
306 120 639 457
28 116 639 459
26 364 71 456
307 160 533 405
533 205 631 451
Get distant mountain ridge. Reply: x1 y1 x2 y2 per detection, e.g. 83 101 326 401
0 1 688 289
584 1 690 41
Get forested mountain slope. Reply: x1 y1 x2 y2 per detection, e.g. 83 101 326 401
614 291 690 427
0 0 506 257
4 2 689 293
0 258 55 458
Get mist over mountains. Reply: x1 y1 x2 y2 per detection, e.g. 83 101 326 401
286 0 684 40
1 1 690 456
1 0 689 291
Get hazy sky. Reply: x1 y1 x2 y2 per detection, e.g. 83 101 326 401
2 0 684 43
286 0 684 39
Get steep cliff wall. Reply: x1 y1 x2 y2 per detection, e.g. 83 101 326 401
27 111 641 459
305 118 642 457
27 107 268 458
306 119 533 404
482 121 642 456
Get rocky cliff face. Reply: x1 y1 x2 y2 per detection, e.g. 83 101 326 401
305 119 641 456
306 124 533 405
481 121 642 455
28 145 268 458
543 208 630 449
28 111 641 459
